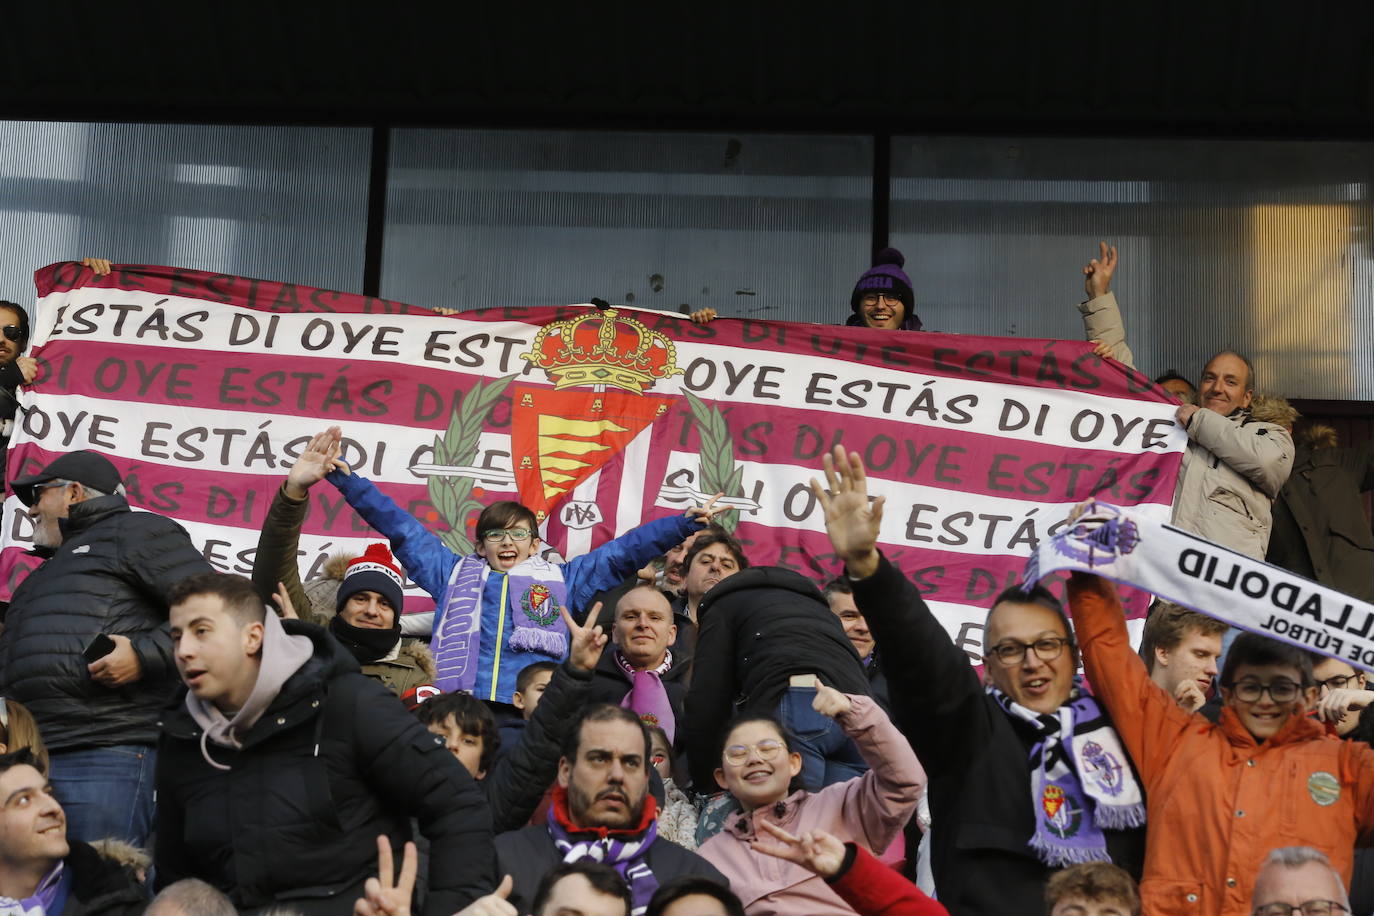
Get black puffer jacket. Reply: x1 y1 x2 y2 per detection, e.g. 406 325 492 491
851 555 1144 916
682 567 870 789
60 840 149 915
154 621 494 916
0 494 212 751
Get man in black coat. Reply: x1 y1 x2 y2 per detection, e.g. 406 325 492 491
810 445 1144 916
681 566 871 793
155 572 494 916
0 748 148 915
495 704 724 916
0 450 212 846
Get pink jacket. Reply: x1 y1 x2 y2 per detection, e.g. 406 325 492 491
698 695 926 916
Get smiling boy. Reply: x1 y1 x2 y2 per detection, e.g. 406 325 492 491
1067 572 1374 915
291 426 724 705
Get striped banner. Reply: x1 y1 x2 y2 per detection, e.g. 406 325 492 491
0 262 1187 647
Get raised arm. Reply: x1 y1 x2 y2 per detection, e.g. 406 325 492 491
819 686 925 854
810 445 998 776
482 606 604 832
564 496 728 616
306 425 457 599
1064 571 1195 789
1076 242 1137 369
252 484 316 622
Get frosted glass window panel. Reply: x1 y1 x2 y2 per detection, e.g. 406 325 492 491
0 121 371 306
381 129 872 325
890 136 1374 400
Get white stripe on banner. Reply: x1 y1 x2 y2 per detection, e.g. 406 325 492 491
650 449 1173 557
1028 501 1374 671
33 288 1184 456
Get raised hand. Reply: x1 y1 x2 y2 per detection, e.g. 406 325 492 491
353 835 418 916
273 581 298 620
287 427 349 498
454 875 517 916
1174 679 1206 715
561 603 609 673
686 492 734 527
1083 241 1117 299
811 677 853 719
82 257 113 277
809 445 884 579
749 820 848 878
1316 687 1374 725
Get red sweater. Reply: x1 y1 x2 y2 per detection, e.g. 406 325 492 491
829 845 948 916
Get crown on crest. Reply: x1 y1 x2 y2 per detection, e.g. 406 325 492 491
521 308 683 394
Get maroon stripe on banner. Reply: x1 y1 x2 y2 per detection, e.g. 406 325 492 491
735 525 1153 620
35 263 430 318
24 340 1180 509
27 338 522 431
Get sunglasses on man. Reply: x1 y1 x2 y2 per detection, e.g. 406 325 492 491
2 325 24 343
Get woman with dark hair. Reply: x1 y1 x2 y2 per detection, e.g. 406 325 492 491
696 683 923 916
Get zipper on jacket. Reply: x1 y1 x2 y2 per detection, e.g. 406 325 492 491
490 573 509 701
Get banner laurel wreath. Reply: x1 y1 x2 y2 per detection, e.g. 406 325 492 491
683 391 744 534
429 373 517 554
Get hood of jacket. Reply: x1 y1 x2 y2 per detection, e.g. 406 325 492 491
162 619 359 743
697 566 826 625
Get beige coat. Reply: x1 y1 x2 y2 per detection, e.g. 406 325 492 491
1078 293 1292 558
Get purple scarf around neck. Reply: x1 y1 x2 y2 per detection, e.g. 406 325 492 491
547 807 660 916
432 554 569 694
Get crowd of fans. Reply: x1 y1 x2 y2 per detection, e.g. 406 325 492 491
0 245 1370 915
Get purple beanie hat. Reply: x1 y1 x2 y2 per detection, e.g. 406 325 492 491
848 247 922 331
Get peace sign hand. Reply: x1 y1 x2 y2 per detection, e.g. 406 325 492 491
561 603 609 673
686 492 734 527
353 835 418 916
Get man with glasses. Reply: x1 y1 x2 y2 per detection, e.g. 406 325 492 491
0 450 211 846
808 445 1143 916
1066 570 1374 914
290 426 724 708
0 298 37 482
495 704 724 915
1251 847 1351 916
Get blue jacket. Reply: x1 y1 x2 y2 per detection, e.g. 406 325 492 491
327 470 699 703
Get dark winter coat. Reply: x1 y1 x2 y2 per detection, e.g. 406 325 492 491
495 822 725 916
0 494 212 751
682 567 871 790
485 660 594 833
586 644 691 727
154 621 494 915
851 555 1144 916
59 840 149 915
1267 442 1374 602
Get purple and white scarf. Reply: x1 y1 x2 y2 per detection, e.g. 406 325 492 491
989 684 1145 866
432 554 569 694
548 807 661 916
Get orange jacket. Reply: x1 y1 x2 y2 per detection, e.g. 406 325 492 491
1067 573 1374 915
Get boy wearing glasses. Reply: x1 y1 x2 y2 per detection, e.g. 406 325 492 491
1066 572 1374 915
290 426 721 706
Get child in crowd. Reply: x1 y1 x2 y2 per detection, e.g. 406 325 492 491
697 680 924 916
1045 862 1141 916
291 426 725 705
414 604 605 832
1068 571 1374 913
496 660 557 762
650 725 701 850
